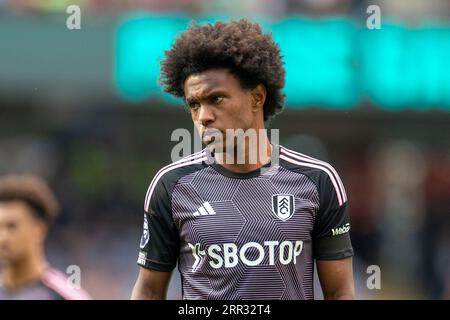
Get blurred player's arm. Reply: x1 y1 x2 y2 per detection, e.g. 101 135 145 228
317 257 354 299
131 267 171 300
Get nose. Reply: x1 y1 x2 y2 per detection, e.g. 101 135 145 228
197 104 215 127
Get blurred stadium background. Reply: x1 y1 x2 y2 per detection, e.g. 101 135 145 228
1 0 450 299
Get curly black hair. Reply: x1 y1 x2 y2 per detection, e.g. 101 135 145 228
160 19 285 122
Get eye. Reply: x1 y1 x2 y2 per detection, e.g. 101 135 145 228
187 101 200 110
6 222 17 231
210 95 223 105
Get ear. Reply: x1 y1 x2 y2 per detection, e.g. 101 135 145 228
33 219 48 244
250 84 266 113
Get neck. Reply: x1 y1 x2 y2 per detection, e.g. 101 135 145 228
214 128 273 173
2 250 47 290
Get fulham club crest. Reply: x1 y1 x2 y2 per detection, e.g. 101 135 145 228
272 194 295 221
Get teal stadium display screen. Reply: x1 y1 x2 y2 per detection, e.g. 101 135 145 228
114 13 450 110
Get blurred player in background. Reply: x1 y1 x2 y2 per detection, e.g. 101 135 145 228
132 19 354 300
0 175 90 300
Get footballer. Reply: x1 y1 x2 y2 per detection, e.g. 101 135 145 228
0 175 91 300
132 19 354 300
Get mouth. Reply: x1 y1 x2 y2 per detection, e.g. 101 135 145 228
202 128 223 144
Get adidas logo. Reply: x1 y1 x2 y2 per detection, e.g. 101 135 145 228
193 202 216 216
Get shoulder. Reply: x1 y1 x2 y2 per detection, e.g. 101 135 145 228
278 145 347 206
41 268 91 300
144 149 208 211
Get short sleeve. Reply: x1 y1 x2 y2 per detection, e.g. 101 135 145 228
137 177 179 271
313 172 354 260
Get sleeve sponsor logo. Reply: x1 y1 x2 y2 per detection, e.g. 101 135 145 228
331 223 351 236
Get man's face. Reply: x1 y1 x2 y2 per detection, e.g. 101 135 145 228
0 201 44 264
184 68 260 152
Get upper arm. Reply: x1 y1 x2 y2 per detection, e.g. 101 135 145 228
313 168 355 299
133 175 180 299
137 176 179 271
131 267 172 300
317 258 354 300
313 170 353 260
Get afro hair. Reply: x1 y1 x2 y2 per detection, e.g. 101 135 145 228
160 19 286 122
